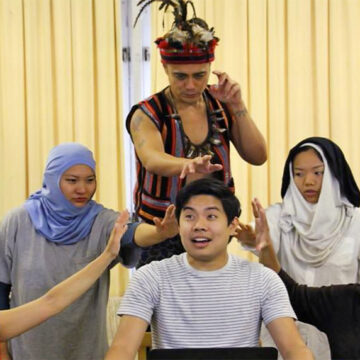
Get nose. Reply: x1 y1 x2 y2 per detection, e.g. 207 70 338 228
75 182 87 194
185 77 196 90
194 217 207 231
304 173 315 185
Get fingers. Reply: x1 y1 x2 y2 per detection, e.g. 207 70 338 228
180 155 220 178
111 212 129 242
212 70 227 86
116 209 130 227
251 199 259 218
165 204 176 217
161 204 176 224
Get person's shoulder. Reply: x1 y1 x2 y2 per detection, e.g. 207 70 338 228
231 256 279 279
1 205 28 226
230 255 264 274
93 207 117 222
139 88 167 105
137 254 184 277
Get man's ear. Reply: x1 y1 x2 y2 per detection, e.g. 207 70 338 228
229 217 239 235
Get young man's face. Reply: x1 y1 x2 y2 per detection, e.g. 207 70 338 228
179 194 238 270
164 63 211 106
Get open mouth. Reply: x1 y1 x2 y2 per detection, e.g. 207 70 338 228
191 238 211 247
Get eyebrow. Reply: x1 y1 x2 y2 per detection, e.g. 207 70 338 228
183 206 221 212
294 164 324 170
63 174 96 178
173 71 207 76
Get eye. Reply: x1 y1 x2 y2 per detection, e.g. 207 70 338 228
207 214 218 220
86 177 96 184
65 178 77 184
174 74 186 80
314 170 324 176
183 213 194 220
194 73 205 79
294 172 303 177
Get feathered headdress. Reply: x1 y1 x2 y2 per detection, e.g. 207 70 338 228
134 0 219 64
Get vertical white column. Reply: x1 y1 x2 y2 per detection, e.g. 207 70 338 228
120 0 151 215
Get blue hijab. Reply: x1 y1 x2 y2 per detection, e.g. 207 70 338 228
25 143 104 245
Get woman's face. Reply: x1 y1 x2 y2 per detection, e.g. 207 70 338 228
60 165 96 207
292 148 324 204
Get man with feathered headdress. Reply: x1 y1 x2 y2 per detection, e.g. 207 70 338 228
127 0 267 268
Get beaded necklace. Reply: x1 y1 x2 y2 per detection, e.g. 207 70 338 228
166 88 226 159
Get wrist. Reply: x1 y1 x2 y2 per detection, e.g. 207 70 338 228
230 99 246 113
103 249 117 262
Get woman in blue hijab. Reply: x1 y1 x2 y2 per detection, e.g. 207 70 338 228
0 143 177 360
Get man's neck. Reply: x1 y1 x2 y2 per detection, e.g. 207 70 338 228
167 88 205 111
186 252 229 271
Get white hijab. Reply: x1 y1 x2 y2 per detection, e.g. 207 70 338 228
279 143 354 267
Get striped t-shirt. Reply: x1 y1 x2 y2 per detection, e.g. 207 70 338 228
118 253 296 349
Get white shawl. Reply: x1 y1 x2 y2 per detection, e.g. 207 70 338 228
279 144 354 267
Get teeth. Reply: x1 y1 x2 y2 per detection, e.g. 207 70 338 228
192 238 209 243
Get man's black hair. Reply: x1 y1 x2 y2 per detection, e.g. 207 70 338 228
175 178 241 224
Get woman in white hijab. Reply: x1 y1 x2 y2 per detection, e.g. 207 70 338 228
238 136 360 359
264 137 360 284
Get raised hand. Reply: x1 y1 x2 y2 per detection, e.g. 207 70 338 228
153 204 178 241
252 198 271 252
105 210 129 258
236 222 256 248
180 155 223 179
208 70 242 108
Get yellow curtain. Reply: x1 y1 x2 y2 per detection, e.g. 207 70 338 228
1 0 360 289
0 0 128 296
151 0 360 259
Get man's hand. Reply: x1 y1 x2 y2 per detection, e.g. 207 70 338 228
105 210 129 258
209 70 243 109
153 204 178 241
180 155 223 179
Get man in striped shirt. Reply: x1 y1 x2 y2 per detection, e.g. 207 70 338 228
105 179 313 360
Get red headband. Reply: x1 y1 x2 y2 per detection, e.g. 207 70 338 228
156 37 218 64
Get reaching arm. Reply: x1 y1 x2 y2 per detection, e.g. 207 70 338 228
0 211 129 341
130 109 222 178
236 198 281 273
105 315 148 360
134 205 178 247
209 71 267 165
267 317 314 360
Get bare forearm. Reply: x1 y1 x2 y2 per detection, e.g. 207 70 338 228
230 101 267 165
0 342 10 359
140 151 188 177
282 345 314 360
259 243 281 273
0 251 114 341
105 345 134 360
134 223 166 247
45 251 114 311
